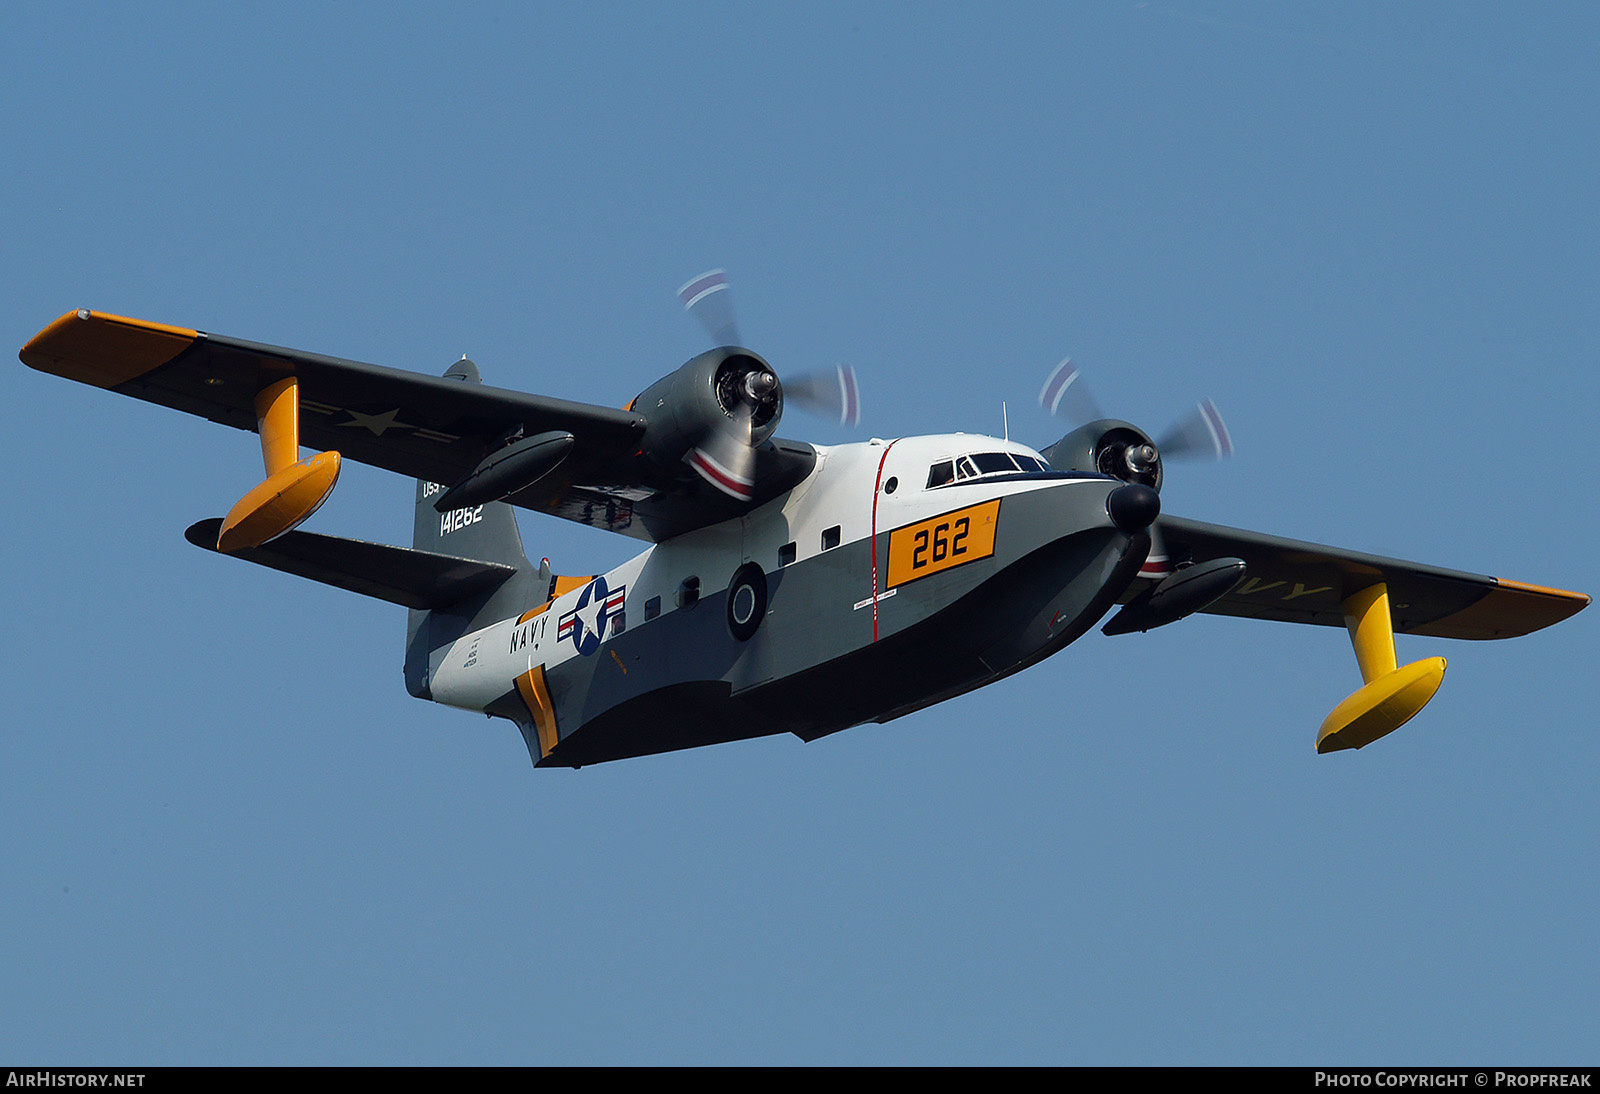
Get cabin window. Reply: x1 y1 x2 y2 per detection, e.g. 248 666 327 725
955 456 980 481
779 542 797 567
677 577 700 609
926 460 954 489
645 596 661 621
883 476 898 494
821 525 841 551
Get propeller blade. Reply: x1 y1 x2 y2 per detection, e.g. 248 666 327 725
677 269 862 434
1158 398 1233 460
688 403 757 501
1038 357 1104 423
784 364 861 427
678 268 741 347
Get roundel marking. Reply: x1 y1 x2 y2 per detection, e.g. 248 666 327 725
564 576 625 656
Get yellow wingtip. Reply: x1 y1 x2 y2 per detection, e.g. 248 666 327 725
21 309 198 388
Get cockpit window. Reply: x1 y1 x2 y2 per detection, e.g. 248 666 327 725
972 452 1019 475
928 450 1050 489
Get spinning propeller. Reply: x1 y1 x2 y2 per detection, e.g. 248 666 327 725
677 270 861 500
1038 356 1233 468
1036 357 1239 637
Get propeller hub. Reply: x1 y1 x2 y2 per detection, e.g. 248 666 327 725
680 269 862 429
1124 443 1160 478
743 370 778 401
713 355 781 429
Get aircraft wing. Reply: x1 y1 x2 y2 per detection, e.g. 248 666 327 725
21 310 810 542
1146 514 1588 640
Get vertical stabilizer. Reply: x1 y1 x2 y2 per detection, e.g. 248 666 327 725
413 477 534 572
404 358 538 699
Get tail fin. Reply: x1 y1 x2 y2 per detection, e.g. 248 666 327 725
413 479 534 572
404 357 540 699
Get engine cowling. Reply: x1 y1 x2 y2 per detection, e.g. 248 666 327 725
630 348 783 472
1039 418 1164 492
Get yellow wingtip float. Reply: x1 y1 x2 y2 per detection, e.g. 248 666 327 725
216 449 342 552
1316 656 1448 754
1315 584 1447 753
216 377 341 552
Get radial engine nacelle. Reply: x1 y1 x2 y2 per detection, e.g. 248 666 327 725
1039 418 1164 491
629 348 784 468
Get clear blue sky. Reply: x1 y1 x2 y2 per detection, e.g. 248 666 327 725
4 2 1595 1065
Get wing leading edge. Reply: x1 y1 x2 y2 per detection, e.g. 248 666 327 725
22 309 813 542
1148 514 1587 640
1135 515 1585 751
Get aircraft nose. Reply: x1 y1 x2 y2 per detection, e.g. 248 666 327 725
1106 483 1161 534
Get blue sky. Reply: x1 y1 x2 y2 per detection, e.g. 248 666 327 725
3 2 1595 1064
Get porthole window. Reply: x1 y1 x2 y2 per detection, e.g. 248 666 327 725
726 564 768 642
883 476 898 494
731 585 757 626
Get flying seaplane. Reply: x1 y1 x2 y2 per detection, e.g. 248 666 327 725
19 272 1588 767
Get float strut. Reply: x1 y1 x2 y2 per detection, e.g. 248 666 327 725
1315 583 1447 753
216 376 341 552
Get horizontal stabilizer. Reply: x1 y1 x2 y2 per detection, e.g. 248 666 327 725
184 519 517 609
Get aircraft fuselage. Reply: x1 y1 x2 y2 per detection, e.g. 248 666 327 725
423 434 1152 766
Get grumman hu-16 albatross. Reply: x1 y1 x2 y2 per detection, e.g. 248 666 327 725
21 273 1588 767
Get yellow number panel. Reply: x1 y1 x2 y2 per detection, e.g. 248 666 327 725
886 499 1001 589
